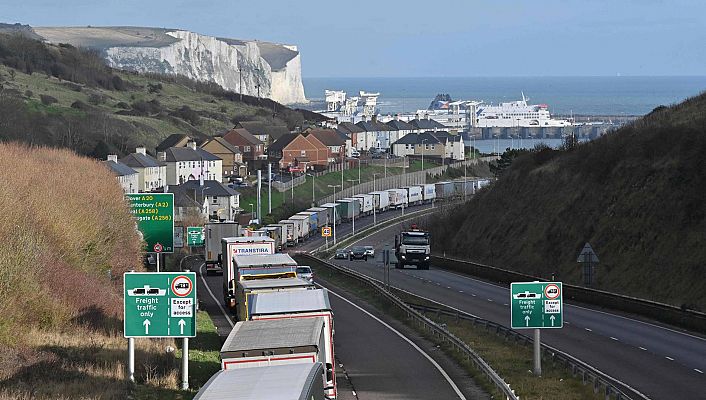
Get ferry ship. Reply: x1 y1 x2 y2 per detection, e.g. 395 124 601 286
472 93 572 128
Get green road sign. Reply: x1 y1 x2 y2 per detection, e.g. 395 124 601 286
124 272 196 338
186 226 205 247
510 282 563 329
127 193 174 253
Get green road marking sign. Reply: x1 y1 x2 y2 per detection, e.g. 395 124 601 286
124 272 196 338
186 226 205 246
510 282 563 329
127 193 174 253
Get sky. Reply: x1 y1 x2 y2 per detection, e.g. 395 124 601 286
2 0 705 77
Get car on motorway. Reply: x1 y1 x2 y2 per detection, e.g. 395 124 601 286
334 249 349 259
349 246 368 261
296 266 314 283
363 245 375 257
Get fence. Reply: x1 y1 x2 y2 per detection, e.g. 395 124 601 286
316 157 494 205
295 254 520 400
270 175 306 192
431 255 706 334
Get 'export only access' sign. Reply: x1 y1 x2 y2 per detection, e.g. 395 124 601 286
127 193 174 253
124 272 196 338
510 282 563 329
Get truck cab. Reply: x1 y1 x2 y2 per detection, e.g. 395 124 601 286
394 225 431 270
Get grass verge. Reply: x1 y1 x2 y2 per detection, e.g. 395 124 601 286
308 261 606 400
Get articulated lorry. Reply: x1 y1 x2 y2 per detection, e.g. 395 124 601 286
249 289 336 398
221 237 277 306
394 224 431 270
235 277 314 321
218 319 333 398
204 222 240 275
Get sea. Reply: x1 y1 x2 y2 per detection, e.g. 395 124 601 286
302 76 706 152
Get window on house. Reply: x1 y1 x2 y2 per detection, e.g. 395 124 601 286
245 146 251 152
212 196 218 204
301 150 306 157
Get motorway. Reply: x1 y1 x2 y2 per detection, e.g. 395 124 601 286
188 212 486 400
320 215 706 399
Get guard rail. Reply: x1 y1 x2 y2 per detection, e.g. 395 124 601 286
297 253 520 400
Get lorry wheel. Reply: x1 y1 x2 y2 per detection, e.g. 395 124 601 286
395 262 402 269
422 263 430 270
364 256 368 261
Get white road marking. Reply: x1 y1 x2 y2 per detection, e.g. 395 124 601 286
435 282 441 286
695 369 703 374
471 294 476 297
323 285 467 400
198 263 234 329
585 328 593 332
565 322 571 325
458 290 464 293
441 269 706 343
639 347 647 351
503 303 509 307
487 299 493 302
446 286 452 289
665 356 674 361
610 337 619 341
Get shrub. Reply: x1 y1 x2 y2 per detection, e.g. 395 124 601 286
40 94 57 105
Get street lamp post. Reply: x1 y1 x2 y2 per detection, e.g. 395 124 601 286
248 203 254 225
372 173 379 225
327 184 341 245
307 173 315 206
347 178 360 236
201 186 211 218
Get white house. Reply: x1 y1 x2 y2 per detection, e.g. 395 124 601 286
159 142 223 185
120 147 166 192
169 179 240 221
104 155 139 193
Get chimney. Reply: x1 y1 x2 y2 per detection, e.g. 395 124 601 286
136 147 146 155
187 141 197 150
395 114 400 121
107 154 118 162
372 114 377 123
158 151 166 161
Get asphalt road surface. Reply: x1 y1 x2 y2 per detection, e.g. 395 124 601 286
331 218 706 399
190 250 483 400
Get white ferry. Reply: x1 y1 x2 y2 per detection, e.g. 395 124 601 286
473 93 572 128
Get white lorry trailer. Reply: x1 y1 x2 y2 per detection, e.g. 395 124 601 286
195 362 327 400
235 277 314 321
422 184 436 203
387 188 408 209
249 289 336 398
352 194 374 216
279 219 301 245
369 191 390 212
220 237 276 306
403 186 423 205
204 222 240 275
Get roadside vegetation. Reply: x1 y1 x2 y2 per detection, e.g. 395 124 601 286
0 33 321 158
308 261 604 400
0 143 222 399
430 92 706 310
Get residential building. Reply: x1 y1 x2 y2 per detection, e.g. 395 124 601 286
222 128 265 170
273 133 328 171
169 179 240 221
391 132 444 159
201 137 247 178
336 122 364 156
156 133 191 153
305 129 346 163
386 119 418 147
430 131 466 161
120 147 167 192
104 155 139 193
159 142 223 185
234 121 290 146
409 118 446 132
356 117 391 151
267 133 298 167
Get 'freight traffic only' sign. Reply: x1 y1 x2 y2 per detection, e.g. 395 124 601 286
124 272 196 338
510 282 563 329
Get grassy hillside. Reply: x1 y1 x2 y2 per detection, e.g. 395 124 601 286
0 143 188 398
0 33 318 158
430 92 706 310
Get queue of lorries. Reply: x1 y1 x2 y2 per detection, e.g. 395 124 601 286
195 232 336 400
194 177 489 399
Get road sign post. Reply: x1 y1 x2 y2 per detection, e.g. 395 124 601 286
577 243 599 286
124 271 196 387
511 281 563 376
186 226 205 247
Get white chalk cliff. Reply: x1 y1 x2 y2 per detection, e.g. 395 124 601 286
34 27 307 104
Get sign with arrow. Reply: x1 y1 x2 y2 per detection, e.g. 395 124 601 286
124 272 196 338
510 281 563 329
